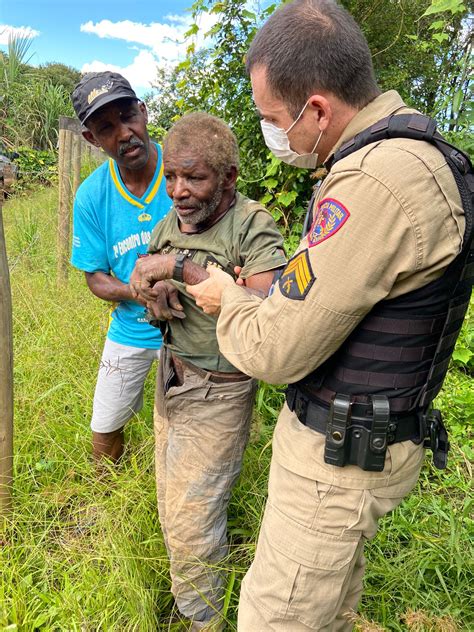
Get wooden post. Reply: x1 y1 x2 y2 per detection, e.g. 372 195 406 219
72 132 82 195
57 119 74 284
0 196 13 521
57 116 87 284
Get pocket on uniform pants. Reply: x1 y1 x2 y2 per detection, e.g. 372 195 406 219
246 502 360 628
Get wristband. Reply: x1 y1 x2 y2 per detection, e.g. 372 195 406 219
172 253 186 283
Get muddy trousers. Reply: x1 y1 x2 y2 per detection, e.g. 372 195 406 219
155 347 257 622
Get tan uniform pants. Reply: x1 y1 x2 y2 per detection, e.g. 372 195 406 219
155 347 257 623
238 407 425 631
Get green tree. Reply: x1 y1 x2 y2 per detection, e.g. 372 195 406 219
0 36 34 148
146 0 471 245
146 1 289 200
32 62 81 96
0 37 75 151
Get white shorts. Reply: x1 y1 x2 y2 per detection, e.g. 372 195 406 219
91 338 160 433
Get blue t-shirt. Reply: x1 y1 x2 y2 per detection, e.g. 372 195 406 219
71 143 171 349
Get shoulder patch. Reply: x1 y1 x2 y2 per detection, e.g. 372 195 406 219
279 250 315 300
308 198 350 247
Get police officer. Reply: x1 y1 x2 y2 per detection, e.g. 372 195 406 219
186 0 471 629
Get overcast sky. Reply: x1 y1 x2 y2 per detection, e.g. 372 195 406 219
0 0 229 96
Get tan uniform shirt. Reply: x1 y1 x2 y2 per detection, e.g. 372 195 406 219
148 192 286 372
216 91 464 489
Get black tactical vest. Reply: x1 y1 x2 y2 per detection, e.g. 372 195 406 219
292 114 474 418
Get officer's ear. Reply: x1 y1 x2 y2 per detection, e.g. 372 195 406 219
82 129 101 148
222 166 238 190
307 94 332 132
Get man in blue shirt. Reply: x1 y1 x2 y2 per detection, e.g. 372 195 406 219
71 72 171 462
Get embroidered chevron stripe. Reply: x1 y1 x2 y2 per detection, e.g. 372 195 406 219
279 250 316 300
284 252 312 294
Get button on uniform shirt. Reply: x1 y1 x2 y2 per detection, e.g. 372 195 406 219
71 143 171 349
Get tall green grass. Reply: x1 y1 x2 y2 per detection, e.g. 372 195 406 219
0 187 472 631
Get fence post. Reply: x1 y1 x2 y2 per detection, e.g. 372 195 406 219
57 117 76 284
72 132 82 195
0 196 13 522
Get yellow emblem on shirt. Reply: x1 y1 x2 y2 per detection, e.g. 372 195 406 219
279 249 315 300
138 212 152 222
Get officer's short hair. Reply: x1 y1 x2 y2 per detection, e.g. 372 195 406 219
163 112 239 179
246 0 380 116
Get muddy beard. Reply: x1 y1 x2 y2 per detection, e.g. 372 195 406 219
176 184 224 226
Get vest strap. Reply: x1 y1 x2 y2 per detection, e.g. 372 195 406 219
346 340 438 363
460 260 474 282
361 315 445 335
435 329 465 357
301 384 420 414
333 365 428 389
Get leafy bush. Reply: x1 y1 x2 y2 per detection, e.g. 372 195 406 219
147 123 168 144
1 38 76 152
14 147 58 186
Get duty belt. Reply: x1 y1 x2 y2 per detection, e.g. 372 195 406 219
286 385 423 472
286 386 449 471
287 386 421 443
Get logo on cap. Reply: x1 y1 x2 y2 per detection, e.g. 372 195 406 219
87 80 114 104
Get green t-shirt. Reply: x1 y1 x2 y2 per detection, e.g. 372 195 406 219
148 192 286 372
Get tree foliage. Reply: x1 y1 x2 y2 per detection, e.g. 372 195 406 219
0 37 76 151
145 0 472 249
32 62 81 96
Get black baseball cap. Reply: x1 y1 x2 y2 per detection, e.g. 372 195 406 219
72 71 138 125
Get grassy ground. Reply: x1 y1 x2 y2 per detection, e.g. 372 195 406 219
0 186 472 631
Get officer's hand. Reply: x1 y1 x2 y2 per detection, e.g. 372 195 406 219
234 266 246 286
130 254 174 301
147 281 185 321
186 266 234 316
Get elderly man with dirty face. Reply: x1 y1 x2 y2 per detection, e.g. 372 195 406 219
130 112 286 630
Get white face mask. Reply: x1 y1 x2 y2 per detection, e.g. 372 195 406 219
260 100 323 169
